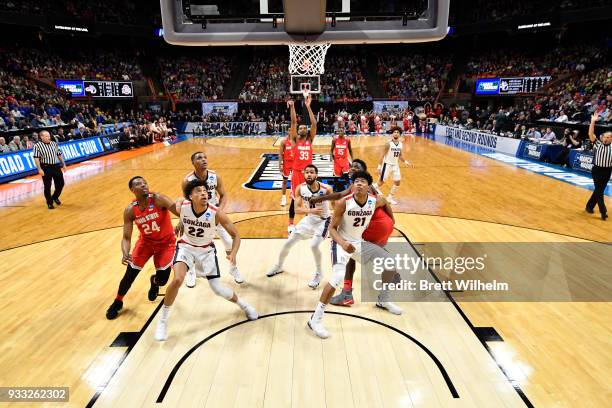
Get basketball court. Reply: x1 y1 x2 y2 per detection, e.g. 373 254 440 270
0 1 610 407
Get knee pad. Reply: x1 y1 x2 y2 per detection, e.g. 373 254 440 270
329 264 346 289
155 267 171 286
207 278 233 300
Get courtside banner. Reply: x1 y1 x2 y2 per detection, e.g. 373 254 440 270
373 101 409 113
570 150 593 173
201 102 238 116
0 137 109 183
434 125 521 156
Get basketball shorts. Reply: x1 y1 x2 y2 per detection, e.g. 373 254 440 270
362 207 394 246
216 224 233 252
282 160 293 178
333 159 350 177
290 170 306 198
294 216 331 238
130 238 175 271
173 242 220 280
331 239 392 266
380 162 401 182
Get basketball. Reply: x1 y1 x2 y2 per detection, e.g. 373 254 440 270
2 1 609 407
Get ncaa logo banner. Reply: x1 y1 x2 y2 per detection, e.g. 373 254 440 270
243 153 339 191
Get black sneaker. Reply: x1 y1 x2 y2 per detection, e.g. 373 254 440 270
602 213 608 221
53 198 62 205
585 207 594 214
106 300 123 320
47 203 54 209
148 274 159 301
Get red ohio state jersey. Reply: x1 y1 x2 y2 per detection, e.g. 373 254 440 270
333 138 350 161
132 194 175 242
283 137 294 163
292 138 313 171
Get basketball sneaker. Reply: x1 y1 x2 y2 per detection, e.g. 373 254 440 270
387 195 398 205
376 301 402 315
307 317 330 339
330 289 354 306
281 196 287 206
308 272 322 289
154 318 168 341
105 299 123 320
241 303 259 320
148 274 159 301
185 269 196 288
266 264 283 277
229 265 245 284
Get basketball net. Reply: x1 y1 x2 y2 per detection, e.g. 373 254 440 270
288 43 331 96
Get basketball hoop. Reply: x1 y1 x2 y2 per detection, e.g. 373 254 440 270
288 43 330 97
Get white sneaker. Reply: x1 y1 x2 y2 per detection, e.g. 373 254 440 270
185 269 196 288
280 196 287 206
376 301 403 315
308 272 322 289
288 224 295 235
307 318 330 339
266 264 283 277
155 319 168 341
386 195 398 205
229 265 244 284
242 304 259 320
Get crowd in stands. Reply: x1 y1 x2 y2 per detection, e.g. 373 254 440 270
466 45 605 77
378 54 451 101
1 45 143 81
160 56 233 103
239 54 370 103
320 55 370 102
239 57 290 103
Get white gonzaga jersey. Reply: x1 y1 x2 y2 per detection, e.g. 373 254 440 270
383 140 403 165
186 170 219 205
299 182 332 218
339 193 377 242
179 200 218 246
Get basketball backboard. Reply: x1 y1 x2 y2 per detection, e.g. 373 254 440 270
160 0 450 46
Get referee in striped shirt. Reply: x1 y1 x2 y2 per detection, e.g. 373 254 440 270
586 113 612 220
33 130 66 209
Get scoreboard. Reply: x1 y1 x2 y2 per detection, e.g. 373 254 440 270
83 81 134 98
476 76 552 95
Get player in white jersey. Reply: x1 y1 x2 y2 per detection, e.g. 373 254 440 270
267 164 333 288
308 170 402 339
372 127 411 205
154 178 258 341
181 151 244 285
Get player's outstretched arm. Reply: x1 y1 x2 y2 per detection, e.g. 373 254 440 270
121 206 135 265
310 186 351 204
216 209 240 264
375 195 395 224
288 100 298 143
305 95 317 141
155 193 179 216
589 112 599 143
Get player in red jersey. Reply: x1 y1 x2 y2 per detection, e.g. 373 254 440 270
309 159 396 308
331 126 353 192
403 114 411 134
279 134 294 207
106 176 177 319
287 95 317 234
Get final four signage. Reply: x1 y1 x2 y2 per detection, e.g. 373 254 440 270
243 153 338 191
